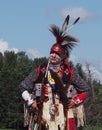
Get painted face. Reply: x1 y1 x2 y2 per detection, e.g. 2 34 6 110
49 52 62 65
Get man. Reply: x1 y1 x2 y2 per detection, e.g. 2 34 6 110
19 15 90 130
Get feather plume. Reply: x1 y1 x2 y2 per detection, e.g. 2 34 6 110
67 17 80 32
62 15 70 32
73 17 80 25
49 24 63 43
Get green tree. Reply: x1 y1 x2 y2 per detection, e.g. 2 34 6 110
33 57 48 68
0 52 3 70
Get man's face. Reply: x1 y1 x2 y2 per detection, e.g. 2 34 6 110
49 52 62 65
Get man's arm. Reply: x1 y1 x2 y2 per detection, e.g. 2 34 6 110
71 69 90 107
19 69 37 106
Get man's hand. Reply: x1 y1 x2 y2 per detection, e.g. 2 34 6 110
68 99 76 109
31 100 38 110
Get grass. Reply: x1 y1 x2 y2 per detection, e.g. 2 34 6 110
0 129 13 130
84 126 102 130
0 126 102 130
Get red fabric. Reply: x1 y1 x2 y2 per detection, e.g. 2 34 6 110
62 60 73 81
66 111 76 130
28 126 32 130
68 118 76 130
25 100 29 105
56 36 63 43
45 84 48 95
68 66 73 81
36 65 41 80
56 37 58 43
51 46 63 54
73 92 87 106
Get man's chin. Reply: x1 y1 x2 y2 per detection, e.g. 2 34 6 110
50 61 59 65
51 62 56 64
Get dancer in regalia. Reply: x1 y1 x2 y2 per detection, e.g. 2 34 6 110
19 15 90 130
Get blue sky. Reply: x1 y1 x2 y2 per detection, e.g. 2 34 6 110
0 0 102 82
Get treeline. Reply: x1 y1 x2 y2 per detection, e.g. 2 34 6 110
0 51 102 129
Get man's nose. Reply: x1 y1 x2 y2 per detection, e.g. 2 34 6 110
52 53 56 57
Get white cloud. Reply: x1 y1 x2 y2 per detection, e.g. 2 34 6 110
0 39 18 54
26 49 43 59
60 7 96 22
69 54 78 64
96 62 102 73
82 65 102 84
0 39 43 59
69 55 102 84
9 48 19 53
0 39 8 53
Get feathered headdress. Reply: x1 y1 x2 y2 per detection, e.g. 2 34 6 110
49 15 80 59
